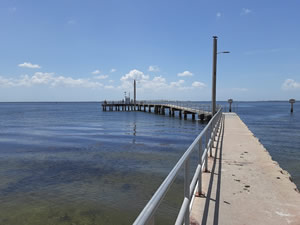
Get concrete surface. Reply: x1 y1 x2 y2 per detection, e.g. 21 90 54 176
190 113 300 225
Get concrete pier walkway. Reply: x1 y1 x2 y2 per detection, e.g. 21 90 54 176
190 113 300 225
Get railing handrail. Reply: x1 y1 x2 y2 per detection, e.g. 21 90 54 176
102 100 221 114
133 108 223 225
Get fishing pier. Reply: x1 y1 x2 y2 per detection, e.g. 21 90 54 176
102 101 213 121
101 97 300 225
110 35 300 224
102 98 300 224
132 110 300 225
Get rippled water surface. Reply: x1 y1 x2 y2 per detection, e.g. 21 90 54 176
0 102 299 225
0 102 204 225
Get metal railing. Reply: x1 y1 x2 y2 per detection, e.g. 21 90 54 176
133 108 223 225
102 100 221 114
139 100 215 113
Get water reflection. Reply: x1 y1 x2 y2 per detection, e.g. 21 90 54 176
131 120 137 144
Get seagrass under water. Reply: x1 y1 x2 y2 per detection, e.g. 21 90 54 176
0 102 204 225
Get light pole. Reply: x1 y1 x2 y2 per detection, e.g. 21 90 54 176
134 79 136 111
211 36 230 115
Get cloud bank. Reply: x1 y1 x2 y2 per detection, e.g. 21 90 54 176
0 72 103 88
120 69 205 91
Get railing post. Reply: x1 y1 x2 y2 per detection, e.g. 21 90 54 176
211 119 215 148
210 123 213 157
198 137 203 195
216 114 221 134
205 129 209 172
215 117 219 138
184 159 190 225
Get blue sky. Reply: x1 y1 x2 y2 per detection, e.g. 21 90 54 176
0 0 300 101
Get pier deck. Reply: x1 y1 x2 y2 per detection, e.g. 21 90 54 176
190 113 300 225
101 102 212 121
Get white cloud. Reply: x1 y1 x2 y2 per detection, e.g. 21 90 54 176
170 80 185 87
148 65 160 72
177 71 193 77
0 72 103 88
18 62 41 69
121 69 149 82
282 79 300 90
30 72 53 85
241 8 252 15
0 76 15 87
109 80 114 83
192 81 206 88
120 69 150 89
92 70 101 75
232 87 248 92
95 75 108 79
216 12 222 18
142 76 168 89
110 68 116 73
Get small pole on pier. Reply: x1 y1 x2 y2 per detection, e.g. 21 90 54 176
212 36 218 116
289 99 295 113
134 79 136 111
228 99 233 112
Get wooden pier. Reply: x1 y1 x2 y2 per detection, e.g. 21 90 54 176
101 102 212 121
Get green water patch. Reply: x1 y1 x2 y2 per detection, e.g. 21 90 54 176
0 157 186 225
0 171 184 225
0 201 135 225
0 138 198 224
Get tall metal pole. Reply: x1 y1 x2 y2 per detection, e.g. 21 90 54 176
212 36 218 115
134 79 136 111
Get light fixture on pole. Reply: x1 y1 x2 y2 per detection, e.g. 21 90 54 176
211 36 230 115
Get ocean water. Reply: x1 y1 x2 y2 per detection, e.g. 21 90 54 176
0 102 299 225
0 102 204 225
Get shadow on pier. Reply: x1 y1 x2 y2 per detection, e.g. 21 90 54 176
199 115 225 225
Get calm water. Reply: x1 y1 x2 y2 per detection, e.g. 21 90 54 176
0 102 204 225
0 102 299 225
